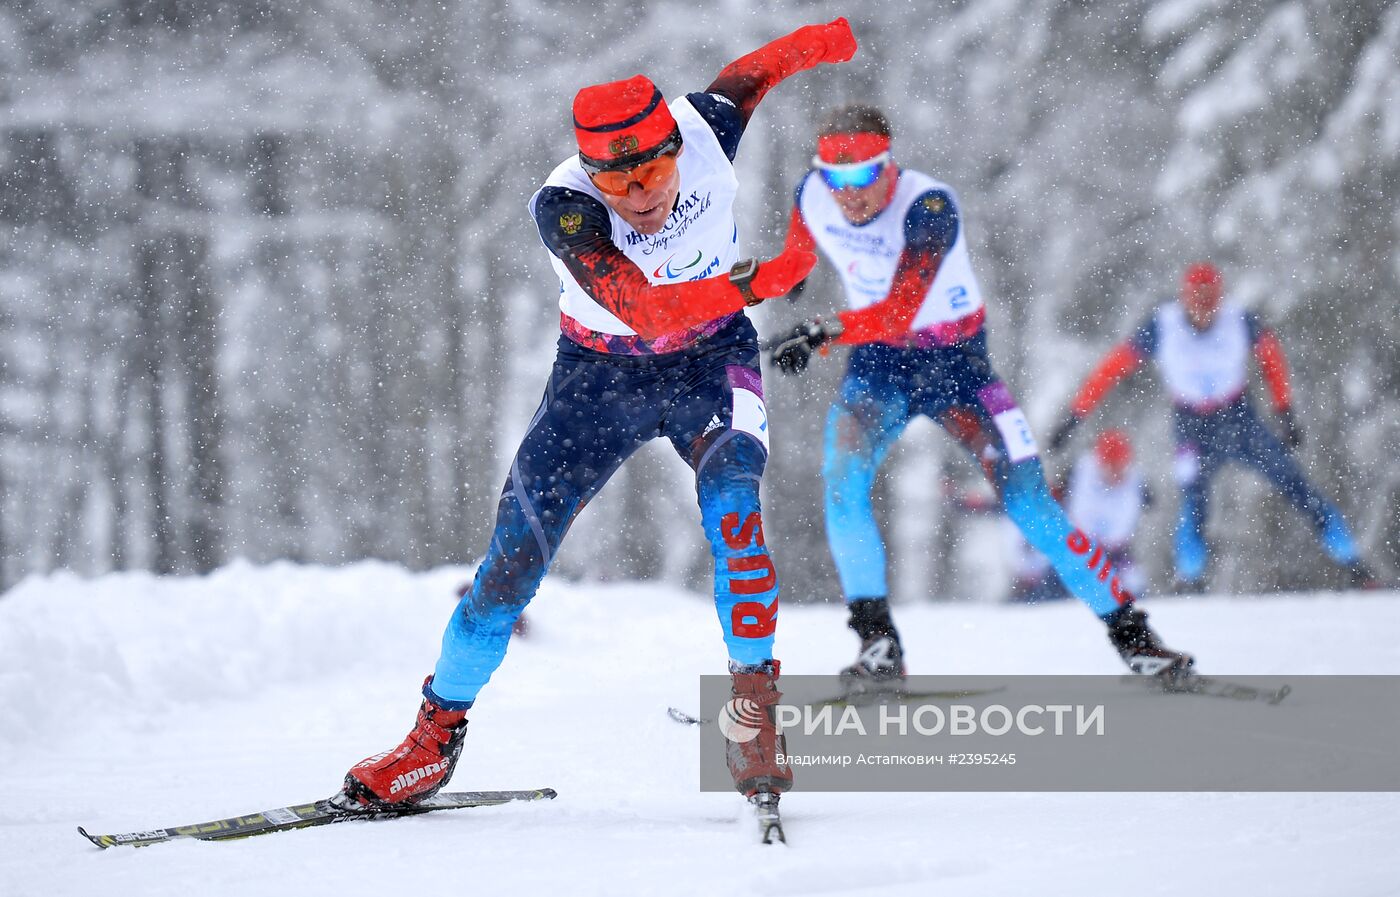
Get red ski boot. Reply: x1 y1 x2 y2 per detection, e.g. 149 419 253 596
340 679 469 808
724 661 794 798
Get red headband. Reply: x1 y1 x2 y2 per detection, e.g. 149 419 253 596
573 75 679 164
817 132 891 164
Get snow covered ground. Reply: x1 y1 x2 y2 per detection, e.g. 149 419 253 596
3 561 1400 897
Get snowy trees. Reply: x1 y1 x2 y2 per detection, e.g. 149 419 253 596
0 1 1394 596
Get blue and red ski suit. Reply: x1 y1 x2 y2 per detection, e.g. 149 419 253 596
428 24 853 707
784 167 1135 618
1067 300 1361 584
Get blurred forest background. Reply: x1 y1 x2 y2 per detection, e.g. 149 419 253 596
1 0 1396 603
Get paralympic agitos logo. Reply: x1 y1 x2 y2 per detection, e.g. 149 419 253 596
846 259 888 290
653 250 707 279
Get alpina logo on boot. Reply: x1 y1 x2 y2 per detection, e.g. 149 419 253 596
388 758 452 795
1128 655 1175 676
717 697 765 743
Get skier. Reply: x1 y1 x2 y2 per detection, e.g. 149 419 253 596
1047 261 1378 591
1063 429 1151 597
941 477 1066 604
999 520 1063 604
338 20 859 822
949 429 1148 603
770 105 1193 687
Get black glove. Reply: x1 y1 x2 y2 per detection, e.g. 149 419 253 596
1279 407 1303 449
1047 413 1081 453
771 319 838 375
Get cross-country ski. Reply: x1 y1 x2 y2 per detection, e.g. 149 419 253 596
77 789 556 849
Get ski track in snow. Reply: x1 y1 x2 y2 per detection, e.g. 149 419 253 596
3 562 1400 897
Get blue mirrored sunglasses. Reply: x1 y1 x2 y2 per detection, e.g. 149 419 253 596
813 151 890 191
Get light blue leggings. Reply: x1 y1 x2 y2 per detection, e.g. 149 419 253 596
825 337 1129 617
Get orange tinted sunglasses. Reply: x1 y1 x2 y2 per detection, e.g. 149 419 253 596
588 152 678 196
580 130 683 197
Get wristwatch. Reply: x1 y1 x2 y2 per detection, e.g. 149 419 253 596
729 258 761 306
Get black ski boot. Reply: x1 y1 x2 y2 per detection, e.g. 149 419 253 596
1104 604 1194 684
839 598 906 693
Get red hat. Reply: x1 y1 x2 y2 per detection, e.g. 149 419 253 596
1094 429 1133 473
1183 261 1221 287
573 75 678 166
